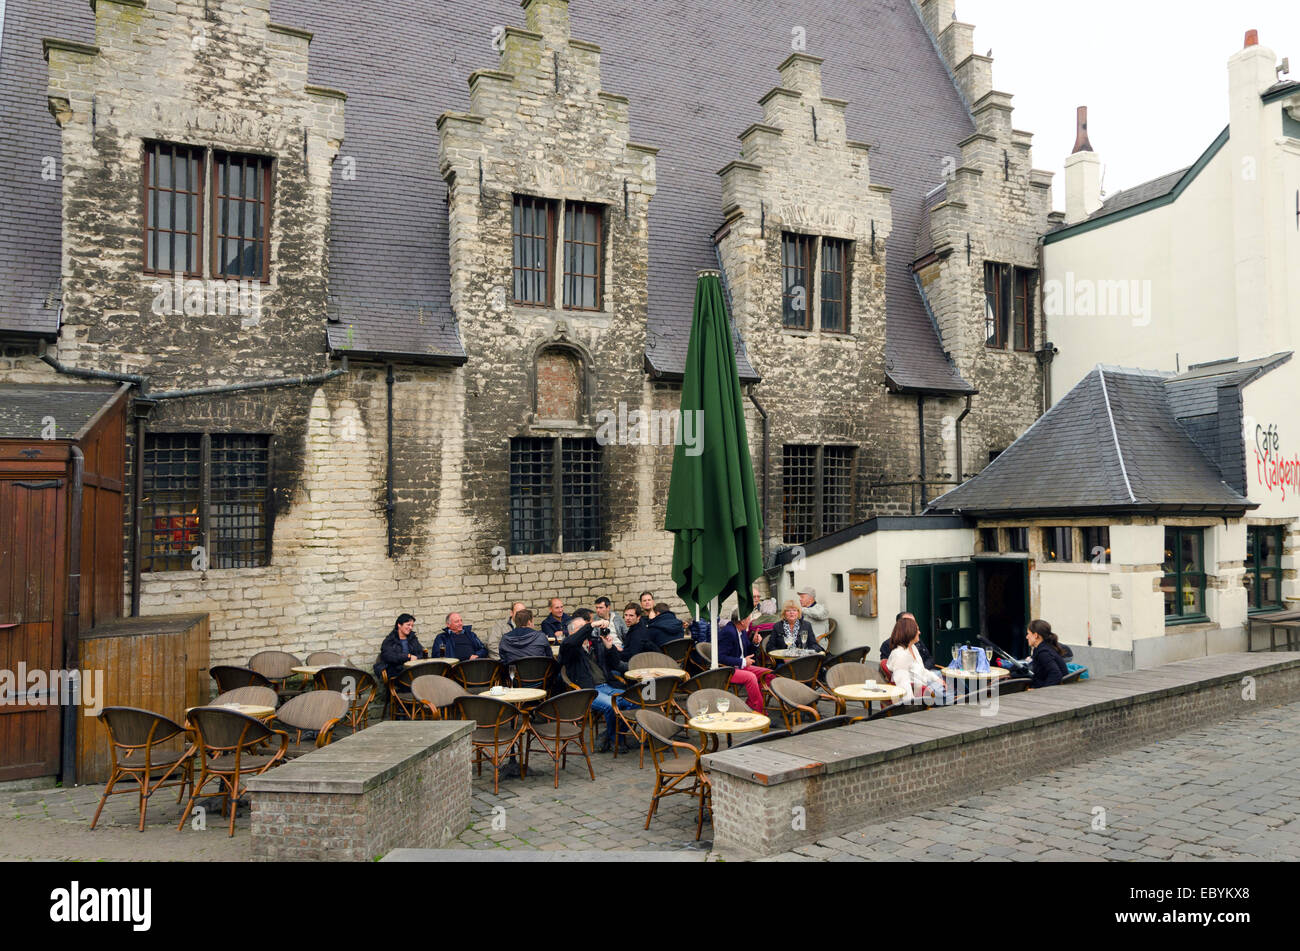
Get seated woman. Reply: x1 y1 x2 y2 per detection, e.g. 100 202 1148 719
767 600 822 652
886 616 949 705
717 611 775 713
1027 619 1070 688
373 613 426 682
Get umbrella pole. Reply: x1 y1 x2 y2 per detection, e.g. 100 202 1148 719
710 596 718 670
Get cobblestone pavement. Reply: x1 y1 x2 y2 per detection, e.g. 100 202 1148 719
759 699 1300 862
4 700 1298 860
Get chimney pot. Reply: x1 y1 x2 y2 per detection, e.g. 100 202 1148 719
1072 105 1093 154
1245 29 1259 48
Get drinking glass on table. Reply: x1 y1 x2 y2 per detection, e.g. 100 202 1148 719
716 696 730 716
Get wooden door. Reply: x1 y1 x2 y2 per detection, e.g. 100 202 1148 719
0 477 65 781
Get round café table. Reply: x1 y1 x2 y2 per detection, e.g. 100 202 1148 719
405 657 458 667
291 665 325 677
483 687 547 705
624 667 688 681
831 682 906 715
188 703 276 720
768 648 820 662
688 711 770 736
938 666 1010 681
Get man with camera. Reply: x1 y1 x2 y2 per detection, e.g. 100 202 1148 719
558 609 633 753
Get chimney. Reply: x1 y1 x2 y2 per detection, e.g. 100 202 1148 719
1064 106 1102 224
1227 29 1281 359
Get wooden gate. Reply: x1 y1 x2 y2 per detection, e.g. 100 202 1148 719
0 477 66 781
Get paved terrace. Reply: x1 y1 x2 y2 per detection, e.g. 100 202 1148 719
2 654 1298 861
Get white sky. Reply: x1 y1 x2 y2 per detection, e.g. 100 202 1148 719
958 0 1300 209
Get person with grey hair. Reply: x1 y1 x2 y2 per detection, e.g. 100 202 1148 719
558 613 633 752
485 601 526 661
797 586 830 641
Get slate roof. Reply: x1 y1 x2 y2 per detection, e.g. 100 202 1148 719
1 0 976 390
0 383 126 440
1083 166 1189 223
928 365 1255 517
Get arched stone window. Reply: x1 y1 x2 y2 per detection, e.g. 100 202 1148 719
534 346 582 424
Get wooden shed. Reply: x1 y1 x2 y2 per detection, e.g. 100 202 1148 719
0 382 129 783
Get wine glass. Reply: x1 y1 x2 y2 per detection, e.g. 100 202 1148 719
717 696 731 716
696 698 710 722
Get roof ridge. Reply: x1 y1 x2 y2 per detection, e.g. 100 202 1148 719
1096 366 1137 504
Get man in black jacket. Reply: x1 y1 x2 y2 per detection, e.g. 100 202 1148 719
646 602 684 648
498 609 552 666
559 615 633 752
622 604 657 657
881 612 938 670
540 597 572 643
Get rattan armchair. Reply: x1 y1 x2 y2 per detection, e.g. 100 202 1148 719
305 650 349 667
453 658 504 694
732 728 792 748
612 675 680 766
996 677 1032 695
313 665 378 731
512 655 558 693
209 665 273 693
272 690 349 754
768 677 823 730
673 666 735 719
212 685 279 708
688 642 713 674
822 661 875 715
636 709 710 841
792 714 853 735
659 638 694 666
248 650 305 700
771 653 823 689
457 695 526 794
627 652 678 671
179 707 288 836
386 661 453 720
521 689 598 789
91 707 195 832
411 675 468 720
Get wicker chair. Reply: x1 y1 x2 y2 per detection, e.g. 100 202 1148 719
457 695 525 794
305 650 349 667
612 675 680 767
209 665 273 693
816 617 837 652
732 728 792 748
453 658 504 695
684 687 741 752
1061 669 1085 684
674 666 736 719
521 689 598 789
411 675 468 720
822 661 875 715
512 656 558 692
91 707 195 832
792 714 853 735
997 677 1032 695
627 652 678 671
213 685 279 709
768 677 822 730
660 638 694 666
822 645 871 673
771 653 823 689
313 665 378 732
688 642 713 674
386 661 453 720
272 690 349 754
248 650 305 701
864 699 922 720
179 708 288 836
636 710 710 841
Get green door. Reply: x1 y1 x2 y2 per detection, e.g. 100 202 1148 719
906 562 977 664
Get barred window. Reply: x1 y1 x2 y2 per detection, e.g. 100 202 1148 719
783 445 855 545
1042 526 1073 562
141 434 202 572
782 233 814 329
1013 268 1035 351
512 195 555 306
143 143 204 277
141 433 271 571
822 446 854 535
210 435 270 568
563 202 603 311
820 239 851 333
510 437 603 555
213 151 273 280
1083 526 1110 565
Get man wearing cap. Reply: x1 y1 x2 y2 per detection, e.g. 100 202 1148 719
798 586 830 644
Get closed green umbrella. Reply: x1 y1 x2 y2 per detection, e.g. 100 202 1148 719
665 270 764 667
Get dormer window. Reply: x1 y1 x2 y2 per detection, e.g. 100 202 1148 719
511 194 607 312
142 141 275 283
782 232 853 332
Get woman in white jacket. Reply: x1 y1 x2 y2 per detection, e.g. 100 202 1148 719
886 616 948 704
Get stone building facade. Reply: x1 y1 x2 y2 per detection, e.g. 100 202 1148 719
1 0 1059 667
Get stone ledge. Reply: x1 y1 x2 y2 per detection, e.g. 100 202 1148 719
42 39 100 63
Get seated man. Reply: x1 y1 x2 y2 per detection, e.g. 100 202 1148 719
432 612 486 662
622 603 657 657
485 601 526 661
558 615 633 752
646 602 684 648
797 586 830 644
717 611 775 713
498 609 551 666
374 613 426 683
540 597 572 643
594 596 626 648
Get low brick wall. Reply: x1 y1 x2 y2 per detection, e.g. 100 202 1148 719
704 653 1300 859
245 721 473 861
